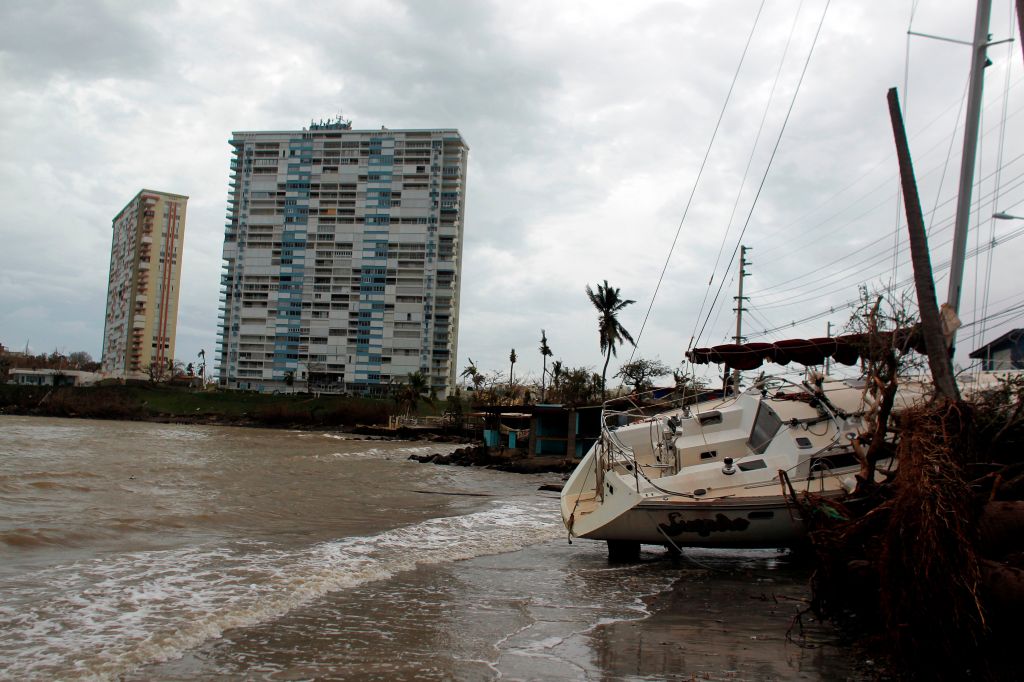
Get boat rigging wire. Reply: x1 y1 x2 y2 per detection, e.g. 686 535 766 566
749 73 1024 265
624 0 767 365
692 0 833 353
892 0 922 292
686 0 809 354
980 8 1018 353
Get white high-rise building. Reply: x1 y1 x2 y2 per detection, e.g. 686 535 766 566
216 120 469 397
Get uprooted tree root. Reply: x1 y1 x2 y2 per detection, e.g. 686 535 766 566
881 402 986 678
804 401 994 680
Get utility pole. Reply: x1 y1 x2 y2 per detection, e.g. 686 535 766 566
946 0 993 353
732 245 751 392
825 321 833 377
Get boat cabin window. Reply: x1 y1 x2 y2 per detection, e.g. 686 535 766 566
738 459 767 471
698 411 722 426
747 403 782 455
699 450 718 460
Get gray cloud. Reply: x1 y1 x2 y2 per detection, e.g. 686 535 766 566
0 1 165 83
1 0 1021 383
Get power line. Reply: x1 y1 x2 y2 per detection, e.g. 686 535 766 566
693 0 832 350
627 0 768 365
747 221 1024 339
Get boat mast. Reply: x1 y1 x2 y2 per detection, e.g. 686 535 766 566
946 0 993 351
733 245 750 391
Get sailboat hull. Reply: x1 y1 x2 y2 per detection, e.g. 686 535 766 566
578 496 808 548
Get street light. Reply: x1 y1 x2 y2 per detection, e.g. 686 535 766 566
993 211 1024 220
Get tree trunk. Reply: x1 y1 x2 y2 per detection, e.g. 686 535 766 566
542 357 547 402
886 87 959 401
601 349 611 401
1017 0 1024 66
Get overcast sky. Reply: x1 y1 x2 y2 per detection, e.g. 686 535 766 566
2 0 1022 386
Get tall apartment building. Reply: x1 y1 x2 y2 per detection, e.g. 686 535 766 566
101 189 189 379
216 120 469 397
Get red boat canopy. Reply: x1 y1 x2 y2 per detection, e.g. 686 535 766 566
686 329 926 371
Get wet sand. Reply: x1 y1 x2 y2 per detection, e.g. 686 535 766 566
596 549 868 681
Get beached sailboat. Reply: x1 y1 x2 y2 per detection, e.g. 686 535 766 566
561 0 1006 560
559 336 933 559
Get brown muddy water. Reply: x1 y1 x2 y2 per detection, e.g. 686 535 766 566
0 415 866 680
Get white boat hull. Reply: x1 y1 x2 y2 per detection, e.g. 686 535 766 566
562 468 815 548
559 378 897 551
577 496 806 547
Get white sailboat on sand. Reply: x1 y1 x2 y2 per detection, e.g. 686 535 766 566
560 0 1005 561
559 337 930 561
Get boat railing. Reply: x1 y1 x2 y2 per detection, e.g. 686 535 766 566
595 377 844 475
595 385 721 470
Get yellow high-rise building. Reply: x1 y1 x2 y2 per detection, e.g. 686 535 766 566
101 189 188 379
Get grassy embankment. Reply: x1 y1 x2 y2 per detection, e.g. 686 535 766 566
0 383 392 428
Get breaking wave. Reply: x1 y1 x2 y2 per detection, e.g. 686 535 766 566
0 500 561 680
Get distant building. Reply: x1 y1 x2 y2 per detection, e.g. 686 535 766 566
101 189 189 379
969 329 1024 371
216 119 469 398
9 369 102 387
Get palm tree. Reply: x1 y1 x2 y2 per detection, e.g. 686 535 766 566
550 359 564 401
397 370 431 416
585 280 636 400
460 357 479 389
508 348 517 390
539 330 553 401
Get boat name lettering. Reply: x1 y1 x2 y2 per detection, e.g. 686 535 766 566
659 512 751 538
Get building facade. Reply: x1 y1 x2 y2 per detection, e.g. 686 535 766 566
101 189 189 379
216 120 469 397
969 329 1024 371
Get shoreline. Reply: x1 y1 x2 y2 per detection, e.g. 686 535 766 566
0 411 576 473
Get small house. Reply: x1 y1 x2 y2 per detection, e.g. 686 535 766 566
969 329 1024 371
8 369 102 387
477 404 602 462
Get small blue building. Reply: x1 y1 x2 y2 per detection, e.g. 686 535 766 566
478 404 602 461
